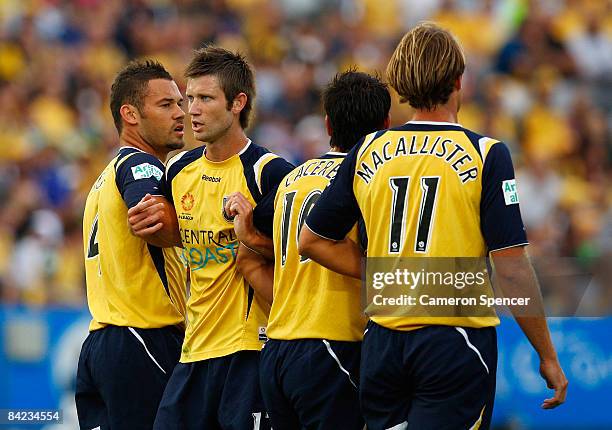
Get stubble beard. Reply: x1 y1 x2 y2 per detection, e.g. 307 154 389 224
166 141 185 151
196 120 233 145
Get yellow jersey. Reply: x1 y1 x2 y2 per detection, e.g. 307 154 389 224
164 140 294 362
254 153 367 342
83 147 186 332
306 122 528 331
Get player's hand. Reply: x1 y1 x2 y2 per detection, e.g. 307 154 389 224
224 192 256 244
128 194 165 236
540 357 568 409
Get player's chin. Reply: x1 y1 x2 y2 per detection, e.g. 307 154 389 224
167 140 185 150
193 131 208 142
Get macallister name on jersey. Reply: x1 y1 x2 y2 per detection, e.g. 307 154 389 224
356 134 479 184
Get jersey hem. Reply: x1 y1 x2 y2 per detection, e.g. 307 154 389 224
88 319 184 332
267 333 364 342
179 341 263 362
369 316 501 332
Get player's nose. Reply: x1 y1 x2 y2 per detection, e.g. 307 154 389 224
188 100 200 116
174 105 186 119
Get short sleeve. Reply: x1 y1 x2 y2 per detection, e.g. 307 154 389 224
357 216 368 252
260 158 294 196
159 172 172 202
480 142 529 251
305 143 361 241
115 151 165 209
252 184 278 238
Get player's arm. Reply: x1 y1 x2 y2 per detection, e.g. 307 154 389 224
481 141 567 409
490 245 567 409
224 191 274 259
116 151 181 248
299 227 362 279
299 145 362 279
128 194 181 248
231 152 292 258
236 243 273 305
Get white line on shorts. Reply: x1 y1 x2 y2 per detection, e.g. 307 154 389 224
322 340 358 389
455 327 489 374
128 327 167 374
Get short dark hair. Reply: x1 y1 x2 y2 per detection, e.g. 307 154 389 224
185 46 256 129
322 70 391 152
110 59 173 134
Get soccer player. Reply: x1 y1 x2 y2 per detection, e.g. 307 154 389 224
300 23 568 430
129 46 294 429
225 70 391 429
76 60 187 430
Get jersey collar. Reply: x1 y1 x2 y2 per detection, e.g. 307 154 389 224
406 120 463 127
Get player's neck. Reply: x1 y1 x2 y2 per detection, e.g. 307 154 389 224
411 92 460 124
120 129 166 161
411 106 458 124
204 127 248 162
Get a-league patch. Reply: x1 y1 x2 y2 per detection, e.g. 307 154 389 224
258 326 268 342
502 179 519 205
222 196 235 222
131 163 163 181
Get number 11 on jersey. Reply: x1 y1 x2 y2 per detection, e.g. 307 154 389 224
388 176 440 255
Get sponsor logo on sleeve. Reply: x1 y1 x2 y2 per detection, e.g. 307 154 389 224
502 179 519 205
131 163 163 181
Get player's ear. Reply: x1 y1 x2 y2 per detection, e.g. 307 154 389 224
231 93 247 114
120 104 139 126
383 115 391 129
324 115 332 137
455 75 462 91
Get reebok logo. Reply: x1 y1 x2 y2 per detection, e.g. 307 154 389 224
202 173 222 183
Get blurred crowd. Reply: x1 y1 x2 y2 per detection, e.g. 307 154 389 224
0 0 610 313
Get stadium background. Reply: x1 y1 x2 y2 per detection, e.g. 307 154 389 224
0 0 610 428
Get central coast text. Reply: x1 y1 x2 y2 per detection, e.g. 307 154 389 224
179 228 239 270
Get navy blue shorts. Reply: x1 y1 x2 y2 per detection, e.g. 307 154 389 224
360 321 497 430
154 350 270 430
75 324 183 430
260 339 363 430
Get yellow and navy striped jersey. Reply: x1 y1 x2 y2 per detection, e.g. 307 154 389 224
83 147 186 332
254 152 367 342
306 121 528 331
163 140 294 362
